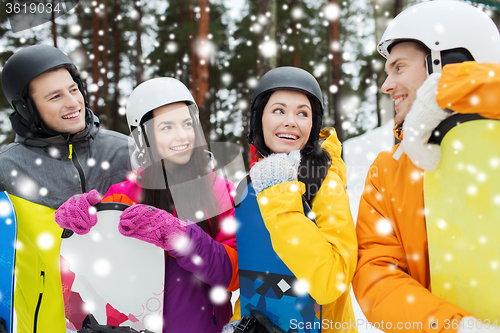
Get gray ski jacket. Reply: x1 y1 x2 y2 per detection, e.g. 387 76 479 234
0 110 131 333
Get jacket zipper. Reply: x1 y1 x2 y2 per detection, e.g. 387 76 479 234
68 142 86 193
33 271 45 333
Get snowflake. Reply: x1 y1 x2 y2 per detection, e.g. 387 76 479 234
191 254 203 266
93 258 112 276
470 95 480 106
17 178 38 198
0 200 13 217
291 7 303 20
238 100 248 110
324 3 340 21
259 40 277 58
221 217 236 234
70 24 81 35
376 218 393 236
313 63 326 77
331 40 341 52
246 77 258 89
209 286 228 305
166 42 178 53
195 210 205 219
37 233 55 250
292 279 310 296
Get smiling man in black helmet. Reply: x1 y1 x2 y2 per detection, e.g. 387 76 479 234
0 44 131 332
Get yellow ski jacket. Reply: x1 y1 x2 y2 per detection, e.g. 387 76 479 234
256 128 358 332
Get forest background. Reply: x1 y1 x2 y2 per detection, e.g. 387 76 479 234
0 0 499 169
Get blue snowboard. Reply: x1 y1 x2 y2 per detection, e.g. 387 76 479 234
235 177 322 333
0 189 17 333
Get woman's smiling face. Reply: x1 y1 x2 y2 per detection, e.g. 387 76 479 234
261 90 313 154
152 102 195 170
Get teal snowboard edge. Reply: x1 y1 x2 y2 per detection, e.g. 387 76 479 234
0 189 17 333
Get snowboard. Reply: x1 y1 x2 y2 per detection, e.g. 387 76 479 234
0 189 16 333
424 114 500 322
59 202 165 332
234 177 322 333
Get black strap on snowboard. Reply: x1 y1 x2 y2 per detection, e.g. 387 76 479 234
61 202 130 239
0 317 7 333
233 310 289 333
77 314 153 333
428 113 486 145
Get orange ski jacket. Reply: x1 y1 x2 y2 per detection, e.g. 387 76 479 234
353 61 500 333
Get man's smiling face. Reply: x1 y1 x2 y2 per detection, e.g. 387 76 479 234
381 42 428 125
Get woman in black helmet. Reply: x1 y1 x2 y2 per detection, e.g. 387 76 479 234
239 67 358 332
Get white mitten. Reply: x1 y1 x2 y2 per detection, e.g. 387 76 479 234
392 73 451 171
457 317 500 333
250 150 301 195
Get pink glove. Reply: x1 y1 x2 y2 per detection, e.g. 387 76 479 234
55 189 102 235
118 204 187 252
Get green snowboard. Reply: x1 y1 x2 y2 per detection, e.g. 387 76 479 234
425 114 500 323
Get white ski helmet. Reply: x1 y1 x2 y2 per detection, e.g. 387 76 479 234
125 77 199 148
378 0 500 73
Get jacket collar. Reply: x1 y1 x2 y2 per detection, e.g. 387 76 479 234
13 108 100 149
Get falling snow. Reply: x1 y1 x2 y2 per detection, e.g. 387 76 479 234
0 200 12 217
292 279 310 296
37 233 54 250
209 286 228 305
191 254 203 266
259 40 277 58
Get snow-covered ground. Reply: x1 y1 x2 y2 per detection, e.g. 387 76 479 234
344 119 395 333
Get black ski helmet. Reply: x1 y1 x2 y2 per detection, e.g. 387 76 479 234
1 44 88 134
248 66 324 156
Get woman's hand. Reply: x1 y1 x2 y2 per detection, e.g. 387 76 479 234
250 150 301 195
119 204 188 252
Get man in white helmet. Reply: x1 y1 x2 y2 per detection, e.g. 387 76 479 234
353 1 500 332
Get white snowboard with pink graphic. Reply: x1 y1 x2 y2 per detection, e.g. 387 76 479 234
60 202 165 332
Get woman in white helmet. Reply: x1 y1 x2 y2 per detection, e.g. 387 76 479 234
55 78 238 333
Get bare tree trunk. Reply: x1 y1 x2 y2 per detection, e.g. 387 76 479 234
91 0 101 115
395 0 403 16
111 0 122 131
242 0 277 169
330 0 343 142
188 0 198 98
135 1 144 85
51 0 57 48
290 0 299 67
257 0 277 76
76 3 88 96
101 0 109 126
196 0 210 136
177 4 185 80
